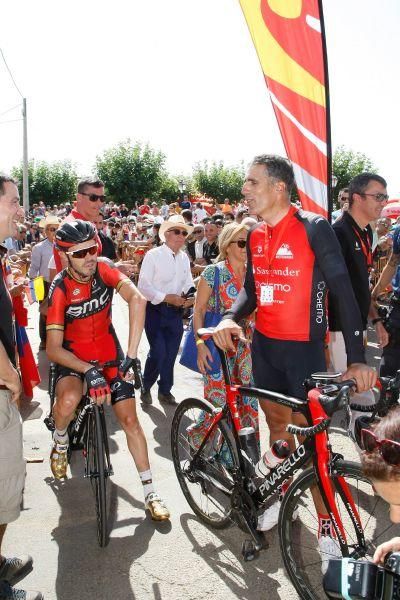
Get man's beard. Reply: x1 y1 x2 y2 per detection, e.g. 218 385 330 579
67 256 96 281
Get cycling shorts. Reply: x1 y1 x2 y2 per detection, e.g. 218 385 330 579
251 330 326 401
55 365 135 405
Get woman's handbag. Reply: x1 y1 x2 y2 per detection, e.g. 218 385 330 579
180 266 222 375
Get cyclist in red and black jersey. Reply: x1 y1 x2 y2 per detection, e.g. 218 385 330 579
213 155 376 559
46 220 170 521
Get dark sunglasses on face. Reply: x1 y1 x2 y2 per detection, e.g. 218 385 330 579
361 428 400 465
47 227 58 232
230 239 246 248
66 245 98 259
360 193 389 203
80 192 106 203
169 228 188 237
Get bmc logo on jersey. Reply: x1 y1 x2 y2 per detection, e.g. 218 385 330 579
66 289 110 318
276 244 293 259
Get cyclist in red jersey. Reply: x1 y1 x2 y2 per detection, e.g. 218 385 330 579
213 155 377 566
46 220 170 521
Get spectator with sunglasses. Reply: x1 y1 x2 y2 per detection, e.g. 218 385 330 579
361 407 400 564
28 215 60 350
54 177 136 279
53 177 106 273
138 215 195 405
190 222 258 444
328 173 389 439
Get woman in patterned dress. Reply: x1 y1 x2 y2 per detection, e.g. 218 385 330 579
188 223 258 448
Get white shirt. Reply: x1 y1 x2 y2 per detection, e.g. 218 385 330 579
28 238 54 282
138 243 194 305
160 204 169 219
193 208 208 224
195 238 206 259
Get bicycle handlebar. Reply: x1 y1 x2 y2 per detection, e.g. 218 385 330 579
287 418 331 438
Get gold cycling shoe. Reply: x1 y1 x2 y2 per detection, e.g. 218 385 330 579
50 441 69 479
145 492 170 521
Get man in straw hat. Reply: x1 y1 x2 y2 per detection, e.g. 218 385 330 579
138 215 195 405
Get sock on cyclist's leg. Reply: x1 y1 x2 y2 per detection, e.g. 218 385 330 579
140 469 154 499
317 513 336 539
53 427 68 445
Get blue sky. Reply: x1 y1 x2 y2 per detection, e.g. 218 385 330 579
1 0 399 196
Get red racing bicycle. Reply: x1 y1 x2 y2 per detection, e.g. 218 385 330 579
171 328 398 599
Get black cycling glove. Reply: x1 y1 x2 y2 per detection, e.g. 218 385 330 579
119 355 135 378
84 367 110 402
119 356 145 393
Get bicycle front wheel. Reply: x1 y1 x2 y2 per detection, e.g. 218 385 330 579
87 405 109 547
171 397 239 529
278 460 397 600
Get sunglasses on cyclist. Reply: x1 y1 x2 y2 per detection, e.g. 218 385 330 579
361 428 400 466
360 193 389 203
80 192 106 203
66 245 98 259
230 240 246 248
168 228 188 237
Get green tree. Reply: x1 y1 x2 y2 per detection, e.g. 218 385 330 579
12 160 77 205
333 146 377 207
95 140 167 206
192 161 245 204
159 176 181 203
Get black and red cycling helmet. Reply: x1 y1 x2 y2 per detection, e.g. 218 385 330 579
55 220 96 250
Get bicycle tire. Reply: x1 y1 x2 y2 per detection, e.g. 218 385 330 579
171 397 239 529
278 460 398 599
88 405 109 547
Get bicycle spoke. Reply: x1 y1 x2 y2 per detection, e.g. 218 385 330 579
171 398 239 529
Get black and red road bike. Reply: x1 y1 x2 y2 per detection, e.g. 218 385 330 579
171 328 399 599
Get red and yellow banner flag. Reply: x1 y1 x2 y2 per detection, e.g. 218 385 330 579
239 0 331 217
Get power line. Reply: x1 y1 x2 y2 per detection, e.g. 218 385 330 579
0 48 23 98
0 117 23 125
0 103 21 117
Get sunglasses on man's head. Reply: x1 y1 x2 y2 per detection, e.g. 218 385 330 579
80 192 106 203
361 428 400 466
168 228 188 237
230 239 246 248
66 245 98 259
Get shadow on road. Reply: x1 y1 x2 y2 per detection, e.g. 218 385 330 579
45 473 171 600
180 513 283 599
141 402 174 462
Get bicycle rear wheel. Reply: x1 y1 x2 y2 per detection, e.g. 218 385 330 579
278 460 397 600
87 405 109 547
171 397 239 529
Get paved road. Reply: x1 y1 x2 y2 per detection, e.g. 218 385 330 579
4 297 379 600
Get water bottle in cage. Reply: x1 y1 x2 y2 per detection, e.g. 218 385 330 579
254 440 290 478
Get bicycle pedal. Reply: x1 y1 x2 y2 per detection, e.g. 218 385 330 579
241 539 259 562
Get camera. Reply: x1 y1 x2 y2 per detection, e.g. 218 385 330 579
323 553 400 599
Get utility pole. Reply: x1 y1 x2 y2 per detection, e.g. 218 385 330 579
22 98 29 214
